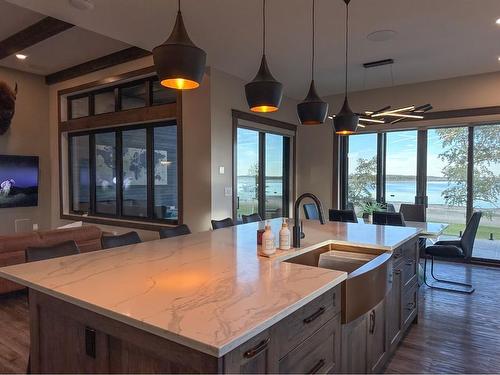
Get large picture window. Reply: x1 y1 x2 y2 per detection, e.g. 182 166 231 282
68 121 179 224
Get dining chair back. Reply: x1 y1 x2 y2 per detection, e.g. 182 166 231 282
460 211 482 259
101 231 142 249
303 203 319 220
329 209 358 223
25 240 80 263
373 211 406 227
211 217 234 230
242 213 262 224
159 224 191 239
400 204 426 222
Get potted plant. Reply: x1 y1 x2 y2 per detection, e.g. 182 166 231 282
362 201 384 223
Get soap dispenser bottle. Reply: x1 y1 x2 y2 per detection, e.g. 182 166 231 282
262 221 276 255
279 219 291 250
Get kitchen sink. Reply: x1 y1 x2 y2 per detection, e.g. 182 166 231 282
284 244 393 323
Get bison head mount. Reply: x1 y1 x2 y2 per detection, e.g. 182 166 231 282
0 82 18 135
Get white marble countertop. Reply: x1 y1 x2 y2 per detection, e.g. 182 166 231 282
0 219 420 357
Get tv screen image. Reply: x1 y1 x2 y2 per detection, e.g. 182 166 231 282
0 155 39 208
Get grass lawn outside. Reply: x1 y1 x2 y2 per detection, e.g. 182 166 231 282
444 223 500 240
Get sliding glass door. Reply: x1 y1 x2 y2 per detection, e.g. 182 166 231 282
472 124 500 260
426 128 468 237
385 130 417 211
347 133 377 215
236 128 290 222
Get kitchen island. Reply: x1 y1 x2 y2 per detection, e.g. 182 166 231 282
0 219 420 373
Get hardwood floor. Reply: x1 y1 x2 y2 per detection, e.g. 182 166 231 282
0 291 29 374
0 261 499 374
385 261 500 374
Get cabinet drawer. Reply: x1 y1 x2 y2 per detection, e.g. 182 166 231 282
275 286 340 358
223 329 275 373
401 255 417 288
279 316 339 374
402 282 418 328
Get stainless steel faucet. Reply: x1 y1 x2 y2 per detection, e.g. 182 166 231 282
292 193 326 248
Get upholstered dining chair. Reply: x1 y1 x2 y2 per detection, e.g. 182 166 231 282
211 217 234 230
329 209 358 223
373 211 406 227
25 240 80 262
423 211 482 294
400 204 426 222
303 203 319 220
101 231 142 249
159 224 191 239
242 213 262 224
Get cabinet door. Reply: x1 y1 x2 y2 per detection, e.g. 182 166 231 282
367 301 387 373
386 265 402 352
341 314 367 374
35 309 109 373
224 329 277 373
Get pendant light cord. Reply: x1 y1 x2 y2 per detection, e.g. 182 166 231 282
344 0 349 97
311 0 315 81
178 0 180 12
263 0 266 56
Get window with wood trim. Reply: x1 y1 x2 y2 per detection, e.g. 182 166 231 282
68 121 179 224
67 77 177 120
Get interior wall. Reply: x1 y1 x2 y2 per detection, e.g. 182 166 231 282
296 70 500 211
0 67 50 235
209 68 299 220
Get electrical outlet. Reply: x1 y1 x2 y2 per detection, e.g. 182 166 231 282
219 166 225 174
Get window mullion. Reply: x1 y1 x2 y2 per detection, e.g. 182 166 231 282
466 126 474 221
376 133 386 203
147 127 154 219
116 131 123 217
258 132 266 220
89 133 96 215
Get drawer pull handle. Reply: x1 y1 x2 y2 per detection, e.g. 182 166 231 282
406 302 416 310
243 337 270 359
369 309 376 334
394 252 402 259
85 326 96 358
304 307 325 324
405 259 414 265
394 269 401 275
308 358 326 374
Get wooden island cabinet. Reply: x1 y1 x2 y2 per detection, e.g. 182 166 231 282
0 219 421 374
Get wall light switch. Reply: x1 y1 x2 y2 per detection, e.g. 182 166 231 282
219 166 225 174
224 187 232 197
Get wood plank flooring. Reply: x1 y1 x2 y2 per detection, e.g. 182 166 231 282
0 261 499 374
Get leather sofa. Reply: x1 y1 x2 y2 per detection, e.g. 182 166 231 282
0 225 103 294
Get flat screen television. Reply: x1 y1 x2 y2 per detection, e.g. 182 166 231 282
0 155 39 208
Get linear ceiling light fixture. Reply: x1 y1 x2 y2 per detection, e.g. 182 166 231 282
153 0 207 90
297 0 328 125
245 0 283 113
333 0 359 136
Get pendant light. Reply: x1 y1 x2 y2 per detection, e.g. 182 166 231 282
297 0 328 125
153 0 206 90
245 0 283 113
333 0 359 135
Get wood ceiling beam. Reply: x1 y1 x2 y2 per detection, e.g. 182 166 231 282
0 16 74 60
45 46 152 85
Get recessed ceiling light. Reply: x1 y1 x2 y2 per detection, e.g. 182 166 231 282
15 54 27 60
69 0 94 11
367 30 397 42
498 56 500 61
496 18 500 25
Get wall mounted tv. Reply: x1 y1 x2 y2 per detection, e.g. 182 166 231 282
0 155 39 208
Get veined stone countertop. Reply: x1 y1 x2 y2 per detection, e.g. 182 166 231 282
0 219 420 357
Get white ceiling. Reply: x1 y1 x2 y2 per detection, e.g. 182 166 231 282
0 0 130 75
5 0 500 98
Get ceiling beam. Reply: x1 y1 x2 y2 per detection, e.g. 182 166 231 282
45 46 152 85
0 16 74 60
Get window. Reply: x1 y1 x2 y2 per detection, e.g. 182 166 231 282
347 133 377 215
236 127 291 222
69 121 179 224
386 130 417 211
66 77 175 120
94 90 115 115
69 135 90 213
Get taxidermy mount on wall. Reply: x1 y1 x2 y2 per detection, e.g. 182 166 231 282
0 81 18 135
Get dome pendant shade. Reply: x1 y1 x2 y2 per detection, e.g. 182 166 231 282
334 97 359 135
245 55 283 113
297 80 329 125
153 10 206 90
